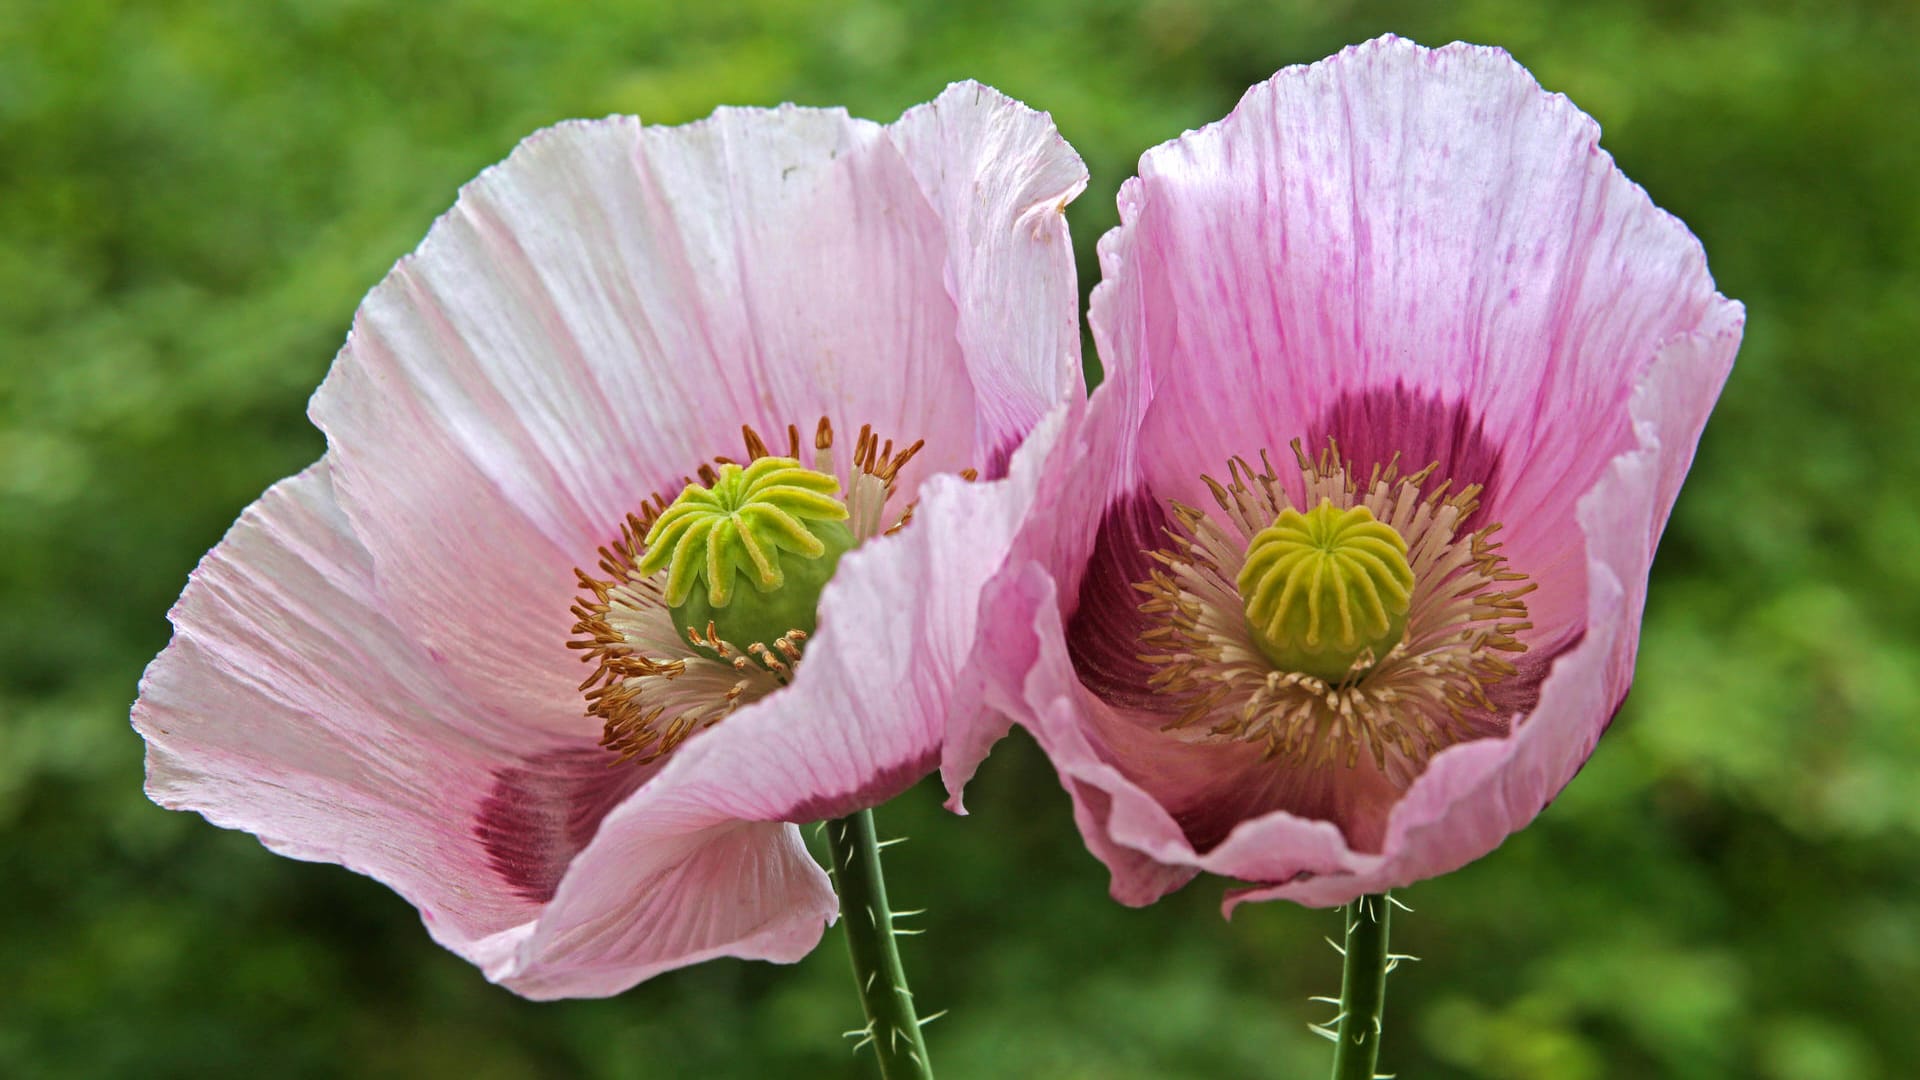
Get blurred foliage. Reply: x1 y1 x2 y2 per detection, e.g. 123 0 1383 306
2 0 1916 1076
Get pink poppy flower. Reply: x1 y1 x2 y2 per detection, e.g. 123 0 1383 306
131 83 1086 999
953 37 1744 910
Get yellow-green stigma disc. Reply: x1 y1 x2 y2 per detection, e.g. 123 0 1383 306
1236 499 1415 683
637 457 854 655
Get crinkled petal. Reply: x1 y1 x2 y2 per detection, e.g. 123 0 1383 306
312 107 982 728
934 249 1153 800
489 814 834 999
974 562 1184 902
133 462 841 998
980 559 1355 905
889 82 1088 472
134 463 542 954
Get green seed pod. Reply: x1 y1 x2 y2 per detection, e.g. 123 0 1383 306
1237 499 1415 683
637 457 855 657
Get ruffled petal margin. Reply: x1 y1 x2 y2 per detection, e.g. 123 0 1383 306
889 82 1089 473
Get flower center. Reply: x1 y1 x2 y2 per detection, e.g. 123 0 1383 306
1238 500 1414 683
568 419 929 764
638 457 855 661
1135 441 1534 787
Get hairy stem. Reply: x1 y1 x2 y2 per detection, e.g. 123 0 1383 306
1330 893 1392 1080
826 808 934 1079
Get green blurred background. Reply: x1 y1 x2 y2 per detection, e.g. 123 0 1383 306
4 0 1915 1076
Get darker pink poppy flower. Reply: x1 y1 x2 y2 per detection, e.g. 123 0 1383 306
952 37 1743 910
132 83 1085 998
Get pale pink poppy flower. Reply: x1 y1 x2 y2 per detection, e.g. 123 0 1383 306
949 37 1743 911
132 83 1086 999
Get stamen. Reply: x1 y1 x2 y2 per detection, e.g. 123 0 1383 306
567 417 932 766
1134 440 1530 788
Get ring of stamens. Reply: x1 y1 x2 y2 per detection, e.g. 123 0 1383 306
1135 439 1535 788
568 418 944 765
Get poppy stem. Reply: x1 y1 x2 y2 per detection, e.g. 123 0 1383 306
826 808 935 1079
1329 893 1392 1080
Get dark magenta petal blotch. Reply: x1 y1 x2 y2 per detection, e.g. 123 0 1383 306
476 749 654 904
1309 384 1503 525
1067 491 1171 710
